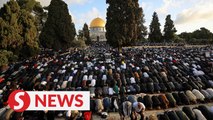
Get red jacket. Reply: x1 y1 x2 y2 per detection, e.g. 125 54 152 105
84 112 92 120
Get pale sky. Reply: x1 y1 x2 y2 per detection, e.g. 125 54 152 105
1 0 213 34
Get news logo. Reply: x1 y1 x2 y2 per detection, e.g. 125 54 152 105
8 90 90 112
8 90 30 112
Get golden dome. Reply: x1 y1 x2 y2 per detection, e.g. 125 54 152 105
90 17 105 28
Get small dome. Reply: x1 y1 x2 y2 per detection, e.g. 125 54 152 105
90 17 105 28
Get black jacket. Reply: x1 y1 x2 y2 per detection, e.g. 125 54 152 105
176 110 190 120
198 105 213 120
159 83 167 92
166 111 180 120
182 106 196 120
172 92 182 105
178 92 190 105
158 114 170 120
143 95 153 110
152 96 161 108
165 93 176 107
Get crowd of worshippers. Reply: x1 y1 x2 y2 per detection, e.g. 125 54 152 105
0 43 213 120
135 42 185 47
146 105 213 120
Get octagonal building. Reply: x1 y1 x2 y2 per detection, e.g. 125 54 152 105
90 17 106 41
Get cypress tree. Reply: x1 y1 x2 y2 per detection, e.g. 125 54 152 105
106 0 144 49
163 14 176 42
149 12 162 42
134 0 147 41
17 0 46 32
83 23 91 45
39 0 76 50
0 0 39 58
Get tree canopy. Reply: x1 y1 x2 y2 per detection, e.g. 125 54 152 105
39 0 76 50
137 6 147 41
0 0 39 58
17 0 43 13
179 27 213 44
0 50 17 66
17 0 47 44
83 23 91 45
149 12 162 42
163 14 176 42
106 0 146 49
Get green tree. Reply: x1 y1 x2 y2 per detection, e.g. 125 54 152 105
106 0 144 50
0 50 17 67
17 0 46 43
72 39 86 48
192 27 212 44
136 3 147 41
193 27 212 39
39 0 76 50
78 30 83 39
173 34 184 43
71 22 76 38
0 0 39 58
178 32 192 42
17 0 40 12
149 12 162 42
17 0 45 56
163 14 177 42
179 27 213 44
83 23 91 45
